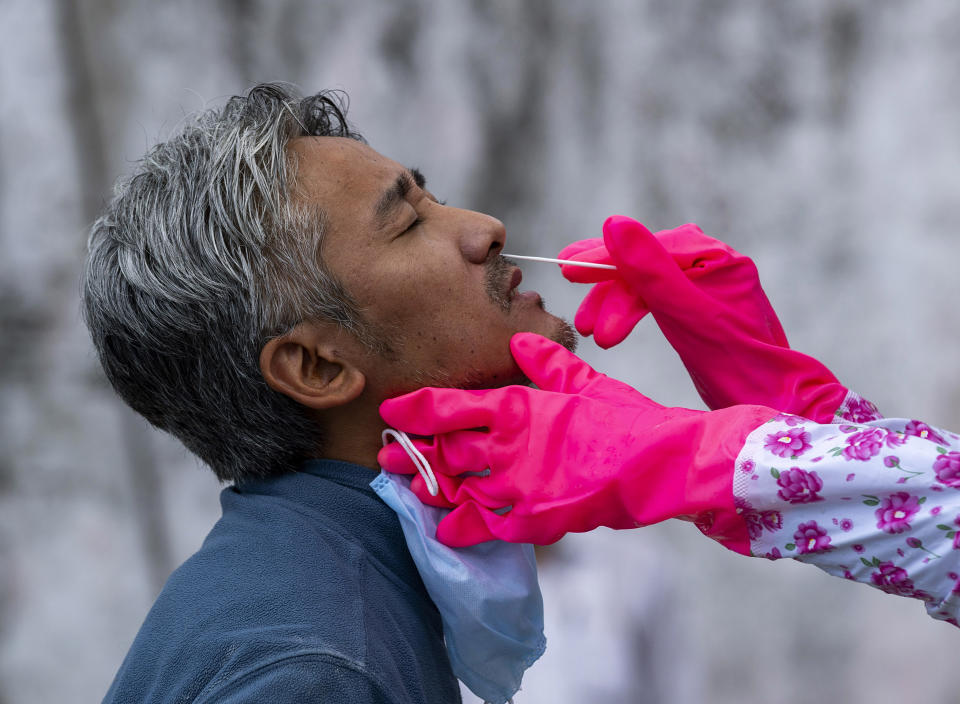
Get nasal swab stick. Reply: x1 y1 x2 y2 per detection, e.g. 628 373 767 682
502 254 617 270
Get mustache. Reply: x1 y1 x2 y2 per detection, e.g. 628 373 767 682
484 255 514 312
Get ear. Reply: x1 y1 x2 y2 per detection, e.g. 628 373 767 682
259 321 366 410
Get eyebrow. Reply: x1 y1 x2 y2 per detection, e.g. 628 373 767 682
373 167 427 228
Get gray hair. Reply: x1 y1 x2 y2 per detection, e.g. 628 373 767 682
81 84 372 484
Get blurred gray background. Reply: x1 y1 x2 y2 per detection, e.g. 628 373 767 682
1 1 959 702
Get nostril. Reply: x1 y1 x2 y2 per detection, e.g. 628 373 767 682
460 212 506 263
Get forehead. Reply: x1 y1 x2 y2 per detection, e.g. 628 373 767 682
288 136 401 217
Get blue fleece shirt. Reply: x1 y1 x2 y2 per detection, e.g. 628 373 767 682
103 459 462 703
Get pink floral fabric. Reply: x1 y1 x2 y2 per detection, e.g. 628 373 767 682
833 390 883 424
735 391 960 627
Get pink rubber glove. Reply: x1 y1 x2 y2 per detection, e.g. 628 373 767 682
560 216 850 422
378 332 777 548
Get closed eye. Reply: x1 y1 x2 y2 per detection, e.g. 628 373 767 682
404 216 424 233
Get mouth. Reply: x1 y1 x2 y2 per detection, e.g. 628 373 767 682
505 266 523 300
487 256 542 312
505 265 544 309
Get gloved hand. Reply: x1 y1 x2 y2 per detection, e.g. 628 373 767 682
378 332 776 548
559 215 850 422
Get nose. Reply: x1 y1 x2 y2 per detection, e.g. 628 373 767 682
456 208 506 264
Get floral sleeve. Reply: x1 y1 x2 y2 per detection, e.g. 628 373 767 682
733 390 960 627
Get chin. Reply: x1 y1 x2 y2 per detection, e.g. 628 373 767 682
522 311 578 353
407 312 578 392
553 319 578 352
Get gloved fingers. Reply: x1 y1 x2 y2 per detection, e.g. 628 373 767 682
602 215 704 312
378 436 484 508
437 501 566 546
380 387 498 435
436 500 510 547
647 223 793 345
557 238 616 284
509 332 607 395
559 222 738 286
662 245 790 349
378 429 491 476
409 472 459 508
682 251 755 292
591 281 650 349
611 219 790 346
377 440 420 475
654 223 741 271
558 237 604 260
572 281 611 337
661 225 758 299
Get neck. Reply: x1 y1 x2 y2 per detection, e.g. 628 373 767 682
314 400 388 471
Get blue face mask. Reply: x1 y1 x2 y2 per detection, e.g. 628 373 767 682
370 430 546 704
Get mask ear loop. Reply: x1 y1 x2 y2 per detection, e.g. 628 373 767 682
381 429 439 497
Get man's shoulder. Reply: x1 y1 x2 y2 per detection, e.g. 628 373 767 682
103 477 461 704
195 651 399 704
181 485 365 594
106 649 401 704
104 496 371 703
154 489 367 634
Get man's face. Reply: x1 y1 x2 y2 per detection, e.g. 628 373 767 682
289 136 574 398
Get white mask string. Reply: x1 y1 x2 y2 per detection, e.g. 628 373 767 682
381 429 439 497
